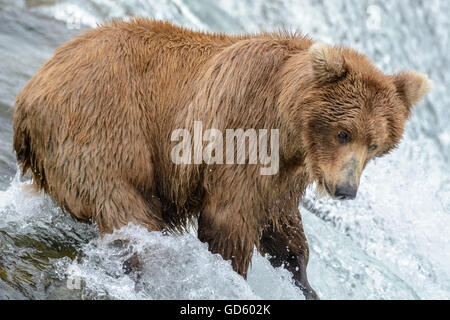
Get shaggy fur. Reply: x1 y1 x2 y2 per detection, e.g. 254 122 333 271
13 19 431 299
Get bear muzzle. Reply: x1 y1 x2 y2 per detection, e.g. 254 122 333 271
323 153 363 201
334 155 361 200
334 184 357 200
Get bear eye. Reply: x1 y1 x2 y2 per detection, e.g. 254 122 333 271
337 131 351 144
369 144 378 152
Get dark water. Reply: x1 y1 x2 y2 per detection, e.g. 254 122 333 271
0 0 448 300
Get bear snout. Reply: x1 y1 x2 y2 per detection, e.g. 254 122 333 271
334 184 357 200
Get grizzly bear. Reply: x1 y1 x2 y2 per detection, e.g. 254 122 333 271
13 19 431 299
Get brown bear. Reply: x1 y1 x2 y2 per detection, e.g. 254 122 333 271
13 19 431 299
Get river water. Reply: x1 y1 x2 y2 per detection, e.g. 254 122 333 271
0 0 448 299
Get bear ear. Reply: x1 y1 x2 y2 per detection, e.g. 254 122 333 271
393 71 432 111
309 42 347 84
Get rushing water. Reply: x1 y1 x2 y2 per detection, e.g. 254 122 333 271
0 0 448 299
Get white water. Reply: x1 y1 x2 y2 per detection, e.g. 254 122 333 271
0 0 448 299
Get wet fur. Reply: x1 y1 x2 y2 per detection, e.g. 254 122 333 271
13 19 430 299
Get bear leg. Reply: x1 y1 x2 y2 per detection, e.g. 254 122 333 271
259 213 319 300
197 201 259 279
94 181 164 234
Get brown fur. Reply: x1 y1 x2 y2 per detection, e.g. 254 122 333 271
13 19 431 299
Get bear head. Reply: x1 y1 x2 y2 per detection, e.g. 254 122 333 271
279 42 432 200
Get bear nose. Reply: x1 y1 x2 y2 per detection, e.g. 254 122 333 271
334 185 357 200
